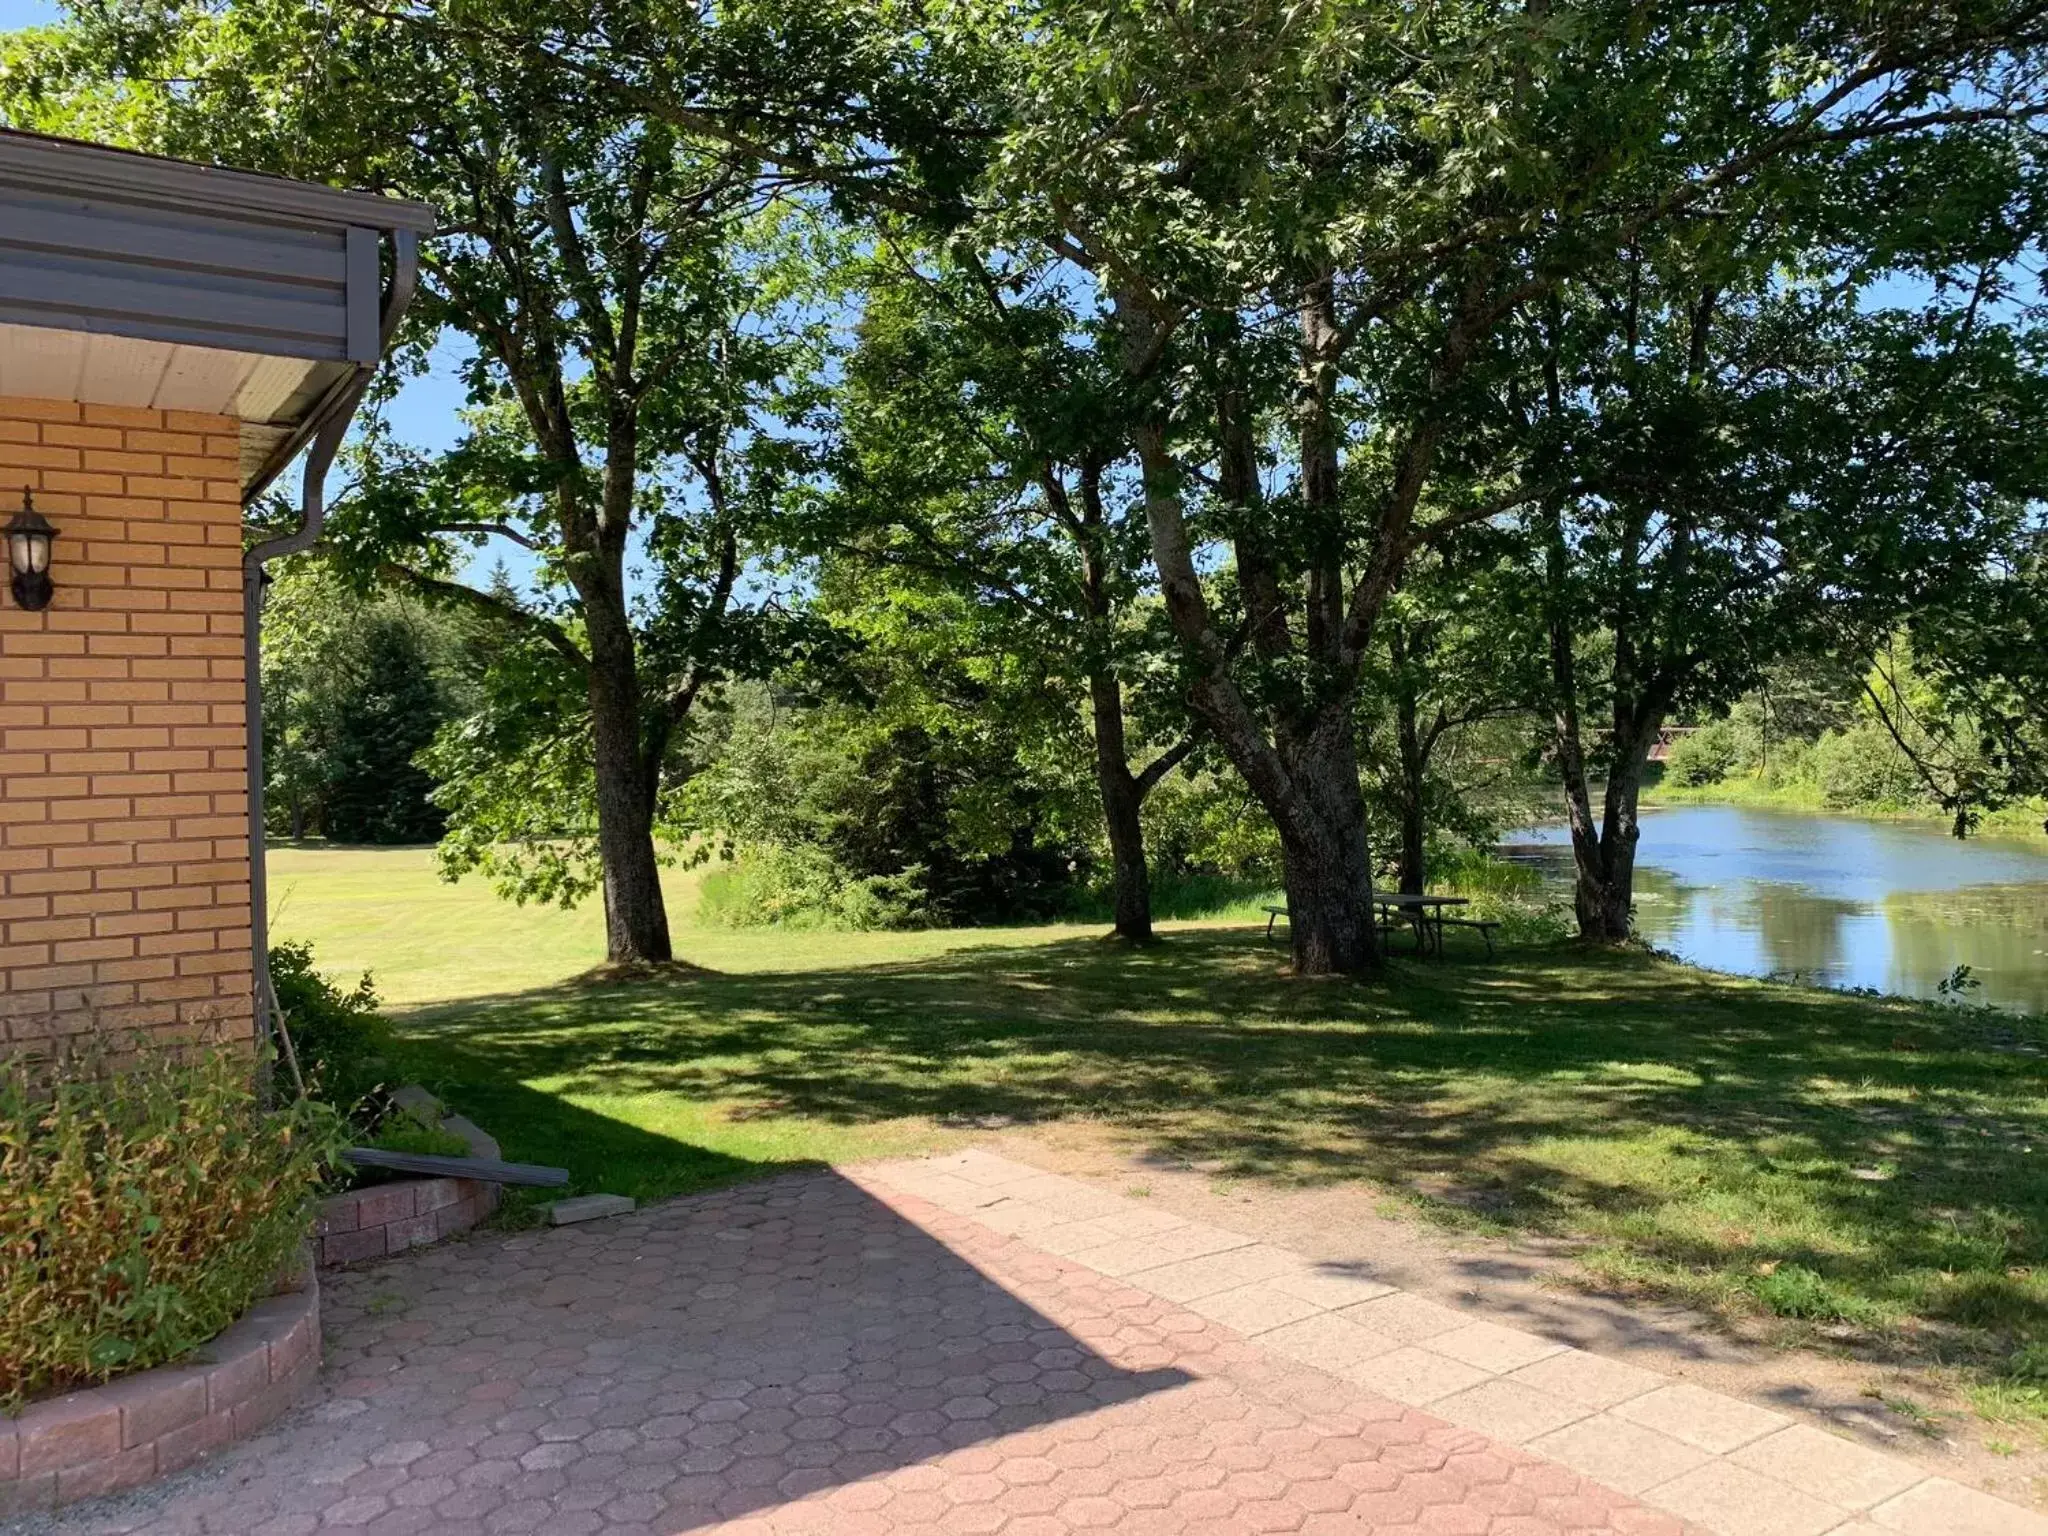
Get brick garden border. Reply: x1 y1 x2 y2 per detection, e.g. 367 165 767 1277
314 1093 502 1268
0 1268 318 1516
315 1171 499 1267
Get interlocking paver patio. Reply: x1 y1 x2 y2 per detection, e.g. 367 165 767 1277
14 1146 2048 1536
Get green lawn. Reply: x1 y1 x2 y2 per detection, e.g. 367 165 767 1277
273 844 2048 1410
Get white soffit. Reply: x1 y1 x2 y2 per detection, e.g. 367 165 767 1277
0 319 85 401
235 354 315 421
0 321 320 418
156 344 260 412
78 331 176 407
0 319 339 495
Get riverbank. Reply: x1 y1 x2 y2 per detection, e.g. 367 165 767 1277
1509 802 2048 1015
1644 772 2048 842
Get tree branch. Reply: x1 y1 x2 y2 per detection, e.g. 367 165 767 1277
1134 735 1196 798
376 560 589 671
434 521 542 551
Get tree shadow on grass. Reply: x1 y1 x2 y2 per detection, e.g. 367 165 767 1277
393 929 2048 1350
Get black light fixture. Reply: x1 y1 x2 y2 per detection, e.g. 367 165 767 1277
6 489 58 612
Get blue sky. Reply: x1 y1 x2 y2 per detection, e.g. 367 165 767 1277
3 0 532 583
4 0 471 459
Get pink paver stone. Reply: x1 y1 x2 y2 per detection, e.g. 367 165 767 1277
26 1166 1691 1536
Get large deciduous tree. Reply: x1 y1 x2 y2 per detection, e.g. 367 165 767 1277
822 254 1191 941
5 3 827 962
963 0 2048 970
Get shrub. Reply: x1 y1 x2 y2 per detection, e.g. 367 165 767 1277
1754 735 1814 791
696 844 935 930
1432 848 1573 945
0 1037 346 1407
1665 720 1743 788
268 941 393 1118
1811 722 1931 810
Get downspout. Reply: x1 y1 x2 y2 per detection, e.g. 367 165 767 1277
243 229 418 1053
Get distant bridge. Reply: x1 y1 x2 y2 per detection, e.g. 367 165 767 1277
1648 725 1699 763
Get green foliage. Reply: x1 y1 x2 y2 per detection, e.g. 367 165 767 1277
1652 639 2048 831
261 562 475 845
1895 534 2048 829
267 941 393 1122
1360 546 1546 889
0 1040 345 1407
418 632 607 911
1426 849 1575 945
1142 771 1282 887
361 1112 468 1160
1747 1264 1883 1327
1812 723 1936 812
697 845 934 931
1665 721 1745 790
678 661 1097 928
2007 1343 2048 1384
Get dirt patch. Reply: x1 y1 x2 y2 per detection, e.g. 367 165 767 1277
989 1120 2048 1511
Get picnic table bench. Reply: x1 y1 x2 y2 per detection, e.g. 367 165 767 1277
1263 896 1500 958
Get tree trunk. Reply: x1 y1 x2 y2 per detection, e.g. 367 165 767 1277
1390 627 1428 896
1557 745 1657 942
1282 274 1381 970
1396 701 1428 897
1115 291 1387 975
1276 702 1379 972
1587 760 1648 937
1544 524 1666 941
1088 667 1156 942
1543 498 1617 941
581 562 673 965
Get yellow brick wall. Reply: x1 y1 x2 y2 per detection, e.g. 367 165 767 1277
0 394 254 1054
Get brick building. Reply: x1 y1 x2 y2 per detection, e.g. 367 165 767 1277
0 129 429 1056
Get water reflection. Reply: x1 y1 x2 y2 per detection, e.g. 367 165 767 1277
1505 805 2048 1014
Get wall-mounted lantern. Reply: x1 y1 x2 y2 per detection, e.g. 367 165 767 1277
6 490 58 612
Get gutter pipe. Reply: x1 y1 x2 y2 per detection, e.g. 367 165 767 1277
242 229 419 1052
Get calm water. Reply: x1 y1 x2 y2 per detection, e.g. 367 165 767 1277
1504 805 2048 1014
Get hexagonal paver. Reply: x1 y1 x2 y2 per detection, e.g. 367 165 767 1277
18 1157 1763 1536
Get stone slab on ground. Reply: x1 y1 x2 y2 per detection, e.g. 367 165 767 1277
547 1193 637 1225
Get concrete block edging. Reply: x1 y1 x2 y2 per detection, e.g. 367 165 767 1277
0 1265 318 1516
314 1088 502 1268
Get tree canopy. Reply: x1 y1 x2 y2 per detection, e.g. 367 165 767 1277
5 0 2044 967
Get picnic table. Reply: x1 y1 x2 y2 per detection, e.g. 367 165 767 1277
1263 892 1498 958
1373 892 1470 958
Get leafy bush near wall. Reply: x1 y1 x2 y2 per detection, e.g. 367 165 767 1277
0 1038 345 1407
268 941 393 1118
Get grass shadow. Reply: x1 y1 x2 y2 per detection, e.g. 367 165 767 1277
390 927 2048 1367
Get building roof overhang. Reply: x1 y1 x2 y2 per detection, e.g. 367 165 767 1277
0 128 433 503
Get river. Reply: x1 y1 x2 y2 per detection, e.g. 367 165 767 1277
1503 804 2048 1014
